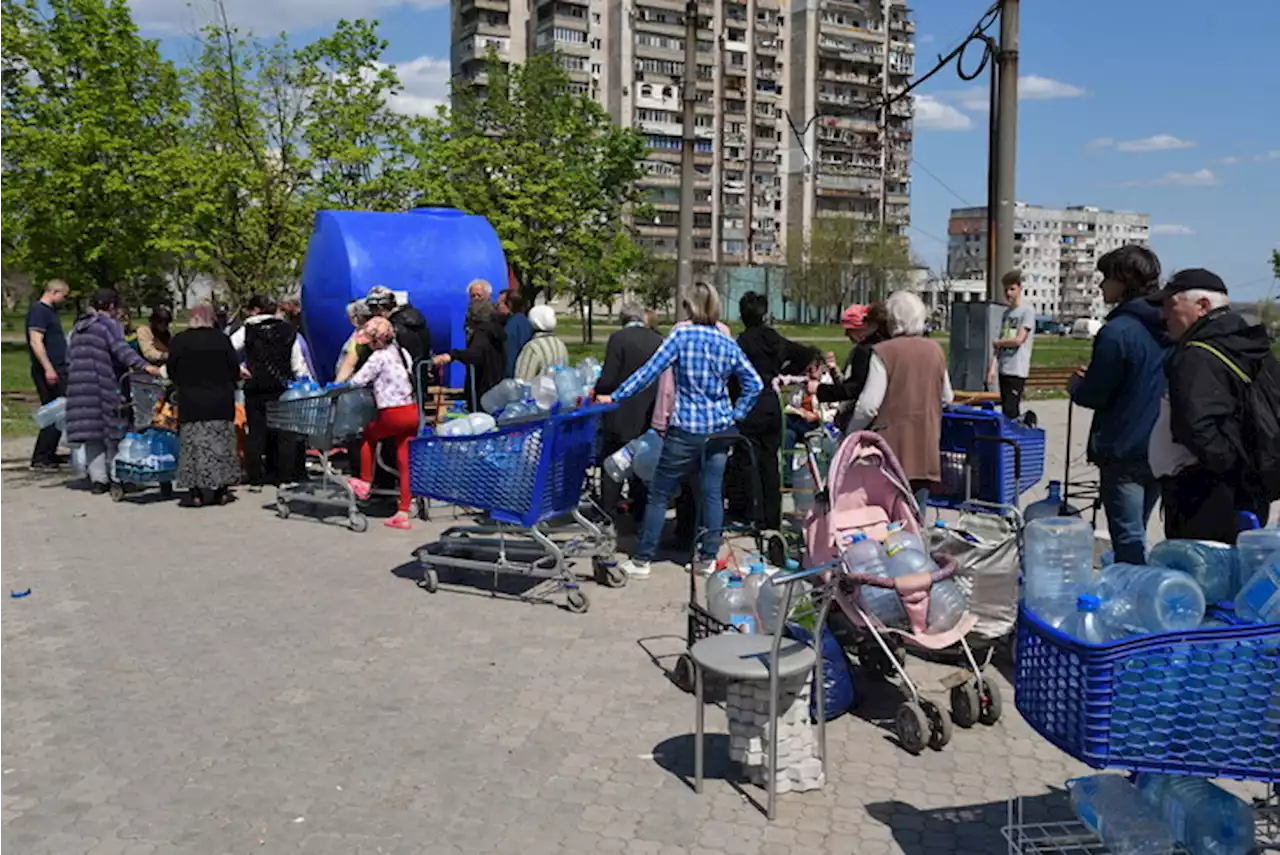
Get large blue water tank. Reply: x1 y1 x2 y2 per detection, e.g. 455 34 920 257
300 208 507 386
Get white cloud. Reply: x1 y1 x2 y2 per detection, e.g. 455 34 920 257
1151 224 1195 236
914 94 973 131
918 33 935 45
1219 149 1280 164
381 56 450 116
1090 134 1196 153
1018 75 1088 101
129 0 446 35
1119 169 1220 188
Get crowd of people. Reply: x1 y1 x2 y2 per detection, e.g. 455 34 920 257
23 251 1278 559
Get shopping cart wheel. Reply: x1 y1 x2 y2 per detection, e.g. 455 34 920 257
979 679 1003 726
420 567 439 594
275 500 291 520
921 699 952 750
109 483 125 503
672 654 696 693
895 701 930 755
593 558 628 589
950 680 981 729
565 588 590 614
159 482 174 498
348 512 368 533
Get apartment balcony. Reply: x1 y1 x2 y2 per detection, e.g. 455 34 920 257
457 17 512 40
816 172 878 194
723 132 746 146
819 68 876 86
756 37 782 54
458 0 509 13
755 67 780 81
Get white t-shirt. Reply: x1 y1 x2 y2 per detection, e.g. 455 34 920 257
1148 393 1199 478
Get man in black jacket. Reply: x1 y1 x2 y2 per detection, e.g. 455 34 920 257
594 304 663 527
1147 269 1275 543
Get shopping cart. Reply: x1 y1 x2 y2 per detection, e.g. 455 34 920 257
110 372 177 502
125 373 172 430
407 403 620 614
931 403 1045 512
267 385 377 531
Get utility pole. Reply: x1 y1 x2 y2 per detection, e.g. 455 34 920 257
990 0 1019 302
875 1 893 304
676 0 700 317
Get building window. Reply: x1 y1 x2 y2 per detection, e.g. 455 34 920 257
554 27 586 44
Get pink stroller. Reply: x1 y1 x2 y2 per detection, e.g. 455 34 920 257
802 431 1002 754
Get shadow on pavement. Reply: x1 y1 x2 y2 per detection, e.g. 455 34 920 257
865 789 1071 855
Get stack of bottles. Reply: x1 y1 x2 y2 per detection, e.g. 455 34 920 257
603 431 663 485
116 431 178 473
1068 772 1256 855
838 524 966 633
278 379 324 401
704 556 780 634
478 358 602 429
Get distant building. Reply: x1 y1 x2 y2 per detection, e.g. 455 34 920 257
945 203 1151 320
920 275 986 323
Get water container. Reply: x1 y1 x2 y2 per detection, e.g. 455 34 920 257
70 443 87 476
1060 593 1115 645
754 576 787 633
742 561 769 602
926 576 967 633
1236 527 1280 592
279 382 303 402
1234 557 1280 624
529 375 558 412
1024 480 1067 521
1148 539 1238 603
1068 774 1176 855
481 378 524 414
603 431 662 484
497 400 536 425
116 433 144 464
1136 773 1256 855
1023 516 1095 627
551 366 582 409
300 208 506 385
884 521 926 556
842 534 907 627
705 569 735 610
33 397 66 430
1096 564 1206 636
465 413 496 434
710 578 758 633
791 463 816 515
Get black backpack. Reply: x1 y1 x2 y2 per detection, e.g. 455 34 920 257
1188 341 1280 501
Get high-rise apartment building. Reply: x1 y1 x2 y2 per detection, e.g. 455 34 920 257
451 0 915 269
947 203 1151 320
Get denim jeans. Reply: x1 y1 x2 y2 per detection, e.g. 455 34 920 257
635 426 734 563
1099 459 1160 565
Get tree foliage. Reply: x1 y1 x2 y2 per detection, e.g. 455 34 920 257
785 218 914 320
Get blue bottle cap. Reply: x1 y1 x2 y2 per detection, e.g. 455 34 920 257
1077 593 1101 611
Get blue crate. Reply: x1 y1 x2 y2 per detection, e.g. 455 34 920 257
1014 604 1280 782
408 404 612 527
113 460 176 485
931 404 1045 509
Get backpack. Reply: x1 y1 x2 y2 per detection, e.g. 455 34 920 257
1187 341 1280 501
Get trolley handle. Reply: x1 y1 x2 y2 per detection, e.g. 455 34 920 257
965 433 1021 503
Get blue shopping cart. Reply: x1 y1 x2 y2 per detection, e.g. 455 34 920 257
408 403 620 613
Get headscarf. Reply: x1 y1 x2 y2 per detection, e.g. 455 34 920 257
187 304 217 329
528 305 557 333
840 304 870 330
358 316 396 349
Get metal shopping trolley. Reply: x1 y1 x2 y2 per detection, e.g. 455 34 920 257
110 371 178 502
267 385 377 531
408 403 620 614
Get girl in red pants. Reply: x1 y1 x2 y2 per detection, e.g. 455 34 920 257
345 317 419 530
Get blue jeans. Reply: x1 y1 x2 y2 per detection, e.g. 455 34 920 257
636 426 734 563
1099 459 1160 565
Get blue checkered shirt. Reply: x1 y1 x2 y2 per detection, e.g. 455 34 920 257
614 324 763 435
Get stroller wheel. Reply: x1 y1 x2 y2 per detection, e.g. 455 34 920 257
950 681 982 729
921 700 952 750
672 654 696 693
979 679 1003 726
894 701 930 755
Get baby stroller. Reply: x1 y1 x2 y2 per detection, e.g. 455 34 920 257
803 430 1001 754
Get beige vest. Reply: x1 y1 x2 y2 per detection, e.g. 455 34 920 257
873 336 946 483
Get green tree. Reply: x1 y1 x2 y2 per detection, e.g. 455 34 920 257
2 0 190 296
1271 249 1279 280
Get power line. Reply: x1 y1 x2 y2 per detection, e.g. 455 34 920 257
908 224 949 247
911 157 973 207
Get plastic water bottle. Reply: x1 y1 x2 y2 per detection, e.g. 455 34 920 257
496 400 535 425
116 433 143 464
1136 773 1256 855
1148 539 1238 603
551 366 581 409
926 575 966 634
884 521 926 555
1023 517 1095 627
1097 564 1206 636
279 381 302 402
1234 555 1280 623
710 578 757 633
529 375 558 412
603 431 663 483
842 534 907 627
465 412 496 434
1024 480 1067 522
70 443 87 476
1060 593 1115 645
1236 527 1280 592
1068 774 1176 855
742 560 769 601
792 463 816 515
481 379 524 414
33 397 66 429
705 569 735 609
755 575 789 634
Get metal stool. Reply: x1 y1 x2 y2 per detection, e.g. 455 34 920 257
690 562 836 819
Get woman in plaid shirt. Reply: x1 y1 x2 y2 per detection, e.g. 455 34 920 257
597 284 763 579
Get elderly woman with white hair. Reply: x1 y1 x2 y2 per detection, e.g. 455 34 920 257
514 305 569 380
849 289 954 513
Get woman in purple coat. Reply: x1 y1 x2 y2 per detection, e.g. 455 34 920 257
65 289 162 493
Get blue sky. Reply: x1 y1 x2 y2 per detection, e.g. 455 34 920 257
137 0 1279 302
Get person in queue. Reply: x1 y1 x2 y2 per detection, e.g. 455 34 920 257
498 289 532 379
231 294 309 491
468 279 493 303
167 304 242 507
432 299 507 411
1068 245 1170 564
597 284 763 580
734 291 820 530
345 317 420 531
135 306 172 365
1147 269 1278 543
848 290 954 514
277 296 319 381
817 301 889 433
515 305 569 380
364 286 433 377
594 303 664 528
64 289 163 494
27 278 71 471
336 299 374 378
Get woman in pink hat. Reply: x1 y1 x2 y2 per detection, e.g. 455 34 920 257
816 301 889 432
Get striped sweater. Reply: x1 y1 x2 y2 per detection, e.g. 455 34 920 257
514 332 569 380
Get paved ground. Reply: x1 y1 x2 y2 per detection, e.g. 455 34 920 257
2 399 1274 855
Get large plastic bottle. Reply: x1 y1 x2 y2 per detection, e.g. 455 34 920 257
791 463 816 515
465 412 496 434
1097 564 1206 636
1136 773 1256 855
1148 539 1238 603
705 569 735 610
1234 555 1280 624
603 431 663 483
1060 593 1115 645
496 400 535 425
742 560 769 602
480 378 525 414
710 578 758 633
551 366 581 409
754 576 788 634
843 534 907 627
1023 480 1067 522
33 397 66 430
278 381 302 402
925 574 966 634
884 521 926 556
1023 516 1095 627
1068 774 1176 855
529 375 558 412
1236 527 1280 592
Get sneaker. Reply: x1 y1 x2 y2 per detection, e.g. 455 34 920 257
619 558 651 579
28 460 60 471
690 558 718 578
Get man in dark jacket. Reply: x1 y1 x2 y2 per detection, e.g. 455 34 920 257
1147 269 1275 543
1068 245 1171 564
594 304 664 526
232 294 307 489
498 289 533 379
432 299 506 412
366 286 432 377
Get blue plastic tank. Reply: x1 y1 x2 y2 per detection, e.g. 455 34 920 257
300 208 507 386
